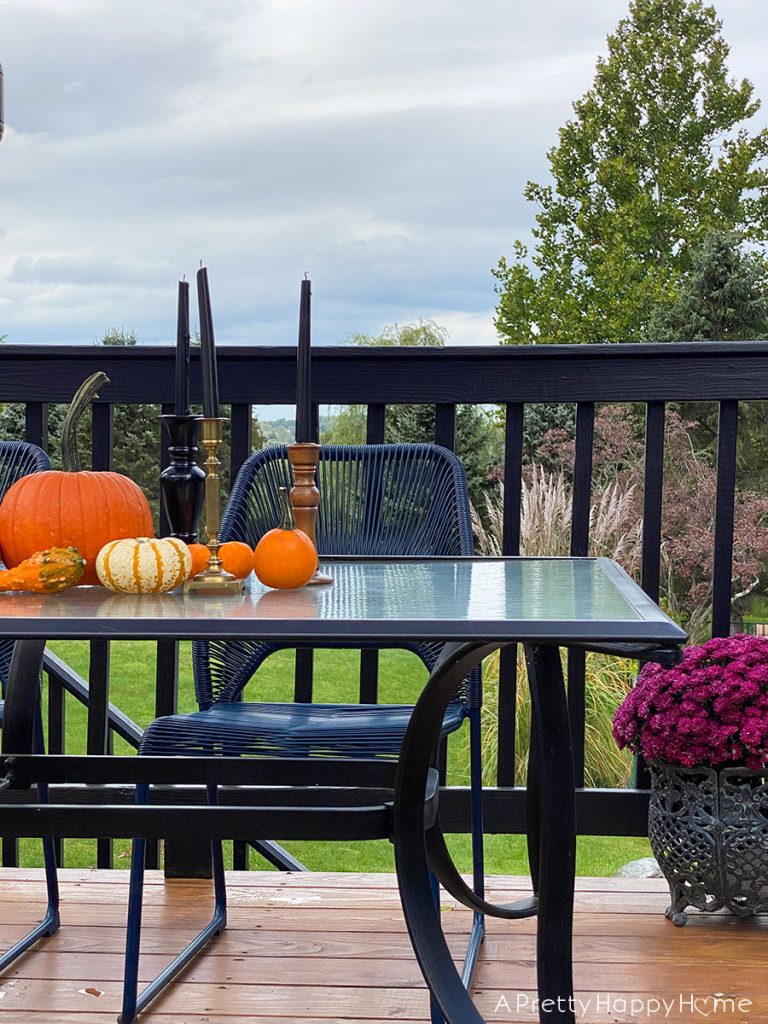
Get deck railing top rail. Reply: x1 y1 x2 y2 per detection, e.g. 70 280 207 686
1 340 767 404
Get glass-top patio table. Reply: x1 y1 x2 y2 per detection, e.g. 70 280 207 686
0 557 686 1024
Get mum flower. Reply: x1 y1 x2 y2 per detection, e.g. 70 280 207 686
613 635 768 770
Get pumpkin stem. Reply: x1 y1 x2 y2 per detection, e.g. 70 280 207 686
278 487 296 531
61 372 110 472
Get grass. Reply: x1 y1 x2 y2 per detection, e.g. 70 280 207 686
17 640 652 876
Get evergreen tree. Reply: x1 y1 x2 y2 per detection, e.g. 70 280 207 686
649 230 768 490
648 230 768 340
493 0 768 345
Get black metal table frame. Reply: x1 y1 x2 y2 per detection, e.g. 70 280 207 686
0 630 683 1024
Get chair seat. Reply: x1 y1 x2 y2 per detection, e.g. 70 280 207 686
139 699 467 759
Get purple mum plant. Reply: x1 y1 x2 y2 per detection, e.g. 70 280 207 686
613 634 768 770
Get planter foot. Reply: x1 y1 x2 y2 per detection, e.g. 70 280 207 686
665 905 688 927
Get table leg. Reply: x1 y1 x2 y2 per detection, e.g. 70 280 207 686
526 704 541 898
394 641 494 1024
395 640 577 1024
524 644 576 1024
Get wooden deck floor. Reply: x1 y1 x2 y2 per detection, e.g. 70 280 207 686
0 868 765 1023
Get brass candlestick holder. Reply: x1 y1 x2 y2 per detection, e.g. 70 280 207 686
287 442 333 586
186 417 244 595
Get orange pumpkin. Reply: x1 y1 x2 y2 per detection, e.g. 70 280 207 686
187 542 211 577
253 487 317 589
219 541 254 579
0 373 153 585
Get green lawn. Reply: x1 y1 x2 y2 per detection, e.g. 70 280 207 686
20 640 652 876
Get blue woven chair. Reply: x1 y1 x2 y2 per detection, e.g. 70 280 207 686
120 444 486 1023
0 440 60 973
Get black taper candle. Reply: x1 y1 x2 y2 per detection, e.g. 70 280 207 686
197 266 220 418
295 277 312 443
174 280 190 416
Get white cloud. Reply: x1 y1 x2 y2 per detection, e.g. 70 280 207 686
0 0 765 346
439 310 499 346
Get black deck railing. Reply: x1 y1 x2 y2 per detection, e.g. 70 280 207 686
1 340 766 867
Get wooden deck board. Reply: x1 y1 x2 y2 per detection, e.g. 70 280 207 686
0 869 765 1023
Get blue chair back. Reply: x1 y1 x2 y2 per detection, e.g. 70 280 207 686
193 443 476 707
0 441 51 687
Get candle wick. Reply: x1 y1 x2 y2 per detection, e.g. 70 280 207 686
304 271 309 280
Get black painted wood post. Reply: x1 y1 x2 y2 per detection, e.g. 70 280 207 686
497 402 524 788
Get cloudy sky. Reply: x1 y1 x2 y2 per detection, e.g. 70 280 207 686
1 0 765 348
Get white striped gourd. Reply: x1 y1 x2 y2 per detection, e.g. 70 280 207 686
95 537 192 593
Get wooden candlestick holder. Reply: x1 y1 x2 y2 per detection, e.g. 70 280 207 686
287 442 333 586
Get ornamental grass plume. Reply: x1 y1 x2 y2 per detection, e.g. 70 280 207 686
613 635 768 770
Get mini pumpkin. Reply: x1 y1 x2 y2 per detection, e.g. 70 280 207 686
0 546 85 593
253 488 317 590
96 537 192 593
219 541 254 579
187 542 211 577
0 373 153 585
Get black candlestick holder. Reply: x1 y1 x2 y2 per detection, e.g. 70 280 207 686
159 414 206 543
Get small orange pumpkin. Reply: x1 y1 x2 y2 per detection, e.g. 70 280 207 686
0 373 153 585
253 488 317 589
219 541 254 579
187 542 211 577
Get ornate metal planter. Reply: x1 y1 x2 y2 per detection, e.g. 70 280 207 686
648 761 768 925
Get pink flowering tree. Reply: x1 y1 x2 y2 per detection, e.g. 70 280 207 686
538 406 768 638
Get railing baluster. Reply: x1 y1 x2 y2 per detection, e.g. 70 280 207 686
158 402 174 536
435 404 456 450
154 642 179 720
712 399 739 638
497 403 524 787
230 403 252 482
568 402 595 790
359 649 379 704
226 403 249 876
46 666 66 755
1 837 18 868
89 402 113 868
362 411 384 698
91 402 113 474
24 403 49 451
502 404 524 557
641 402 666 603
295 649 314 703
366 404 386 444
87 640 112 868
633 401 668 790
45 667 65 866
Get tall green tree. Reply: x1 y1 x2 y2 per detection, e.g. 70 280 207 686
322 321 502 513
493 0 768 345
